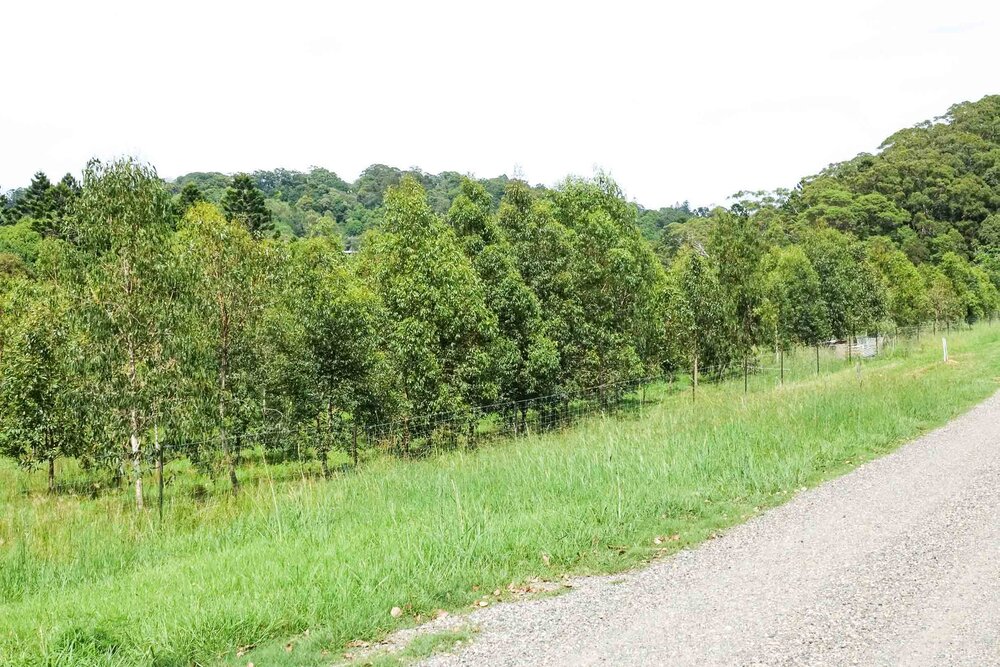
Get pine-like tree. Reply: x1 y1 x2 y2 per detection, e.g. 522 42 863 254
178 182 205 212
17 172 54 221
222 173 273 238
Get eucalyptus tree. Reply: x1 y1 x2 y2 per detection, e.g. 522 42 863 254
666 243 733 377
291 235 389 470
865 237 929 328
0 278 81 491
761 244 831 350
71 158 175 509
447 178 559 423
921 265 964 330
938 251 999 324
176 202 273 492
802 228 886 341
496 180 579 395
709 208 766 367
551 174 668 397
360 176 498 445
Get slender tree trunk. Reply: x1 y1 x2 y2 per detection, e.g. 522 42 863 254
156 422 164 524
692 353 698 401
352 422 359 468
130 414 143 510
403 416 410 457
127 335 143 510
218 308 237 494
779 348 784 385
48 455 55 494
322 401 333 479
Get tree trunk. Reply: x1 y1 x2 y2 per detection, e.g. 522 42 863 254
403 416 410 457
692 353 698 401
130 419 143 511
218 309 237 495
156 422 164 524
127 335 143 510
352 423 359 468
322 402 333 479
48 456 55 494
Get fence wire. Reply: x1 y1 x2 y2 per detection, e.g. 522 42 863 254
33 321 972 500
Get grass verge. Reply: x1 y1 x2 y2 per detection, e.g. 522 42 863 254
1 326 999 666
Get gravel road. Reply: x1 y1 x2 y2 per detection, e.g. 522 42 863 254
418 393 1000 666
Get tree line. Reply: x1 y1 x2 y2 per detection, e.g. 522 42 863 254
2 95 1000 505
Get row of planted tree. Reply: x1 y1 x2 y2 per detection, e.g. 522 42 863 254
1 158 998 506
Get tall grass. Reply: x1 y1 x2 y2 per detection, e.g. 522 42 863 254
1 326 998 667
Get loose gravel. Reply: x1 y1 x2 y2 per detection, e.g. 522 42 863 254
411 392 1000 666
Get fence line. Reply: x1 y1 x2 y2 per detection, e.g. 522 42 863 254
34 321 964 501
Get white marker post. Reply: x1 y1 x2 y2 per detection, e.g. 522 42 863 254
942 337 948 363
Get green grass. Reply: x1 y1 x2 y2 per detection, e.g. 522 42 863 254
1 326 999 667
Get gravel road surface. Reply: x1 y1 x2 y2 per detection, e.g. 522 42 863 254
418 393 1000 666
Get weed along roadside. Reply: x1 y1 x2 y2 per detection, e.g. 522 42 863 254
1 325 999 666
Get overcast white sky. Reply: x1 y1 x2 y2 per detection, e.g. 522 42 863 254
1 0 997 208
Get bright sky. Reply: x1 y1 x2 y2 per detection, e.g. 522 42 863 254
2 0 997 209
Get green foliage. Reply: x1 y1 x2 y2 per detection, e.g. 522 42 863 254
176 202 277 487
761 245 830 347
2 92 1000 507
291 234 390 466
866 237 929 327
553 174 667 390
222 173 274 238
0 280 82 480
71 158 176 503
448 178 559 406
937 251 999 323
710 209 766 357
801 228 886 338
665 244 734 372
361 177 499 421
0 219 42 267
177 181 205 213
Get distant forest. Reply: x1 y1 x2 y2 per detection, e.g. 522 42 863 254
0 165 702 251
1 95 999 501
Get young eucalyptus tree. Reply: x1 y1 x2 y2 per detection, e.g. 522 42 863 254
666 244 733 377
761 245 831 350
360 176 498 446
552 175 667 397
0 278 82 491
496 180 579 395
291 235 389 470
72 158 174 509
447 178 559 425
177 202 271 492
709 209 766 368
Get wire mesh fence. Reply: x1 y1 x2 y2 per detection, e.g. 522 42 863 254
24 320 975 505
